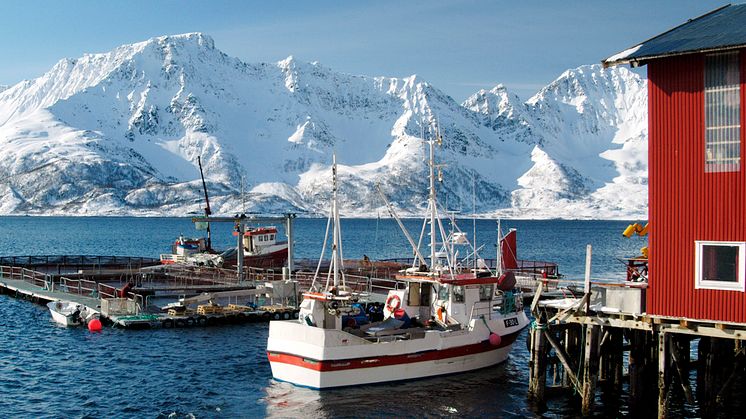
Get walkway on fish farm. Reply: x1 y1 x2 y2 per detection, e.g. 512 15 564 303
0 266 100 309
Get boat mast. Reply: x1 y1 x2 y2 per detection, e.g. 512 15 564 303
429 129 437 270
197 156 212 251
473 173 477 272
330 153 344 288
496 219 503 275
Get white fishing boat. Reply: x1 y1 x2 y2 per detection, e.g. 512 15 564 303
47 300 94 327
267 132 530 389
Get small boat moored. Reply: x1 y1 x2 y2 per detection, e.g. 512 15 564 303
47 300 96 327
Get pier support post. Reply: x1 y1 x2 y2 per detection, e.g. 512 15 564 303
658 331 669 419
629 330 647 407
581 324 599 416
670 334 694 404
528 313 548 403
612 329 623 392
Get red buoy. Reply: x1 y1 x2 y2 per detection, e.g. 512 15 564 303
489 332 501 346
88 318 103 332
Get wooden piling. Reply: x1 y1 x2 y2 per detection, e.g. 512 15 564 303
628 330 645 406
581 324 599 415
670 335 693 404
658 331 669 419
528 319 548 402
613 329 624 392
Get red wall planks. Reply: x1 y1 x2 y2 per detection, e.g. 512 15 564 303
647 52 746 322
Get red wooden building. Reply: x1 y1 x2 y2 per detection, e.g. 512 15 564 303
604 5 746 323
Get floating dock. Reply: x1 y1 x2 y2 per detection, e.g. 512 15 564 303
0 257 301 329
0 266 100 311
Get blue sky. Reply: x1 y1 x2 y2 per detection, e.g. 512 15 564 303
0 0 728 101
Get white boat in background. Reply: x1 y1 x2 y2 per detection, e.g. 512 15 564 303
267 131 530 389
47 300 95 327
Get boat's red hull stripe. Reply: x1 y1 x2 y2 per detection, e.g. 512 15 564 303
267 330 520 372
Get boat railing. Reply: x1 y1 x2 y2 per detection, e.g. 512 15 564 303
289 271 404 297
379 258 559 274
468 300 494 322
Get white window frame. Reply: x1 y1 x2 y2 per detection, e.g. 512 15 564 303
704 52 741 173
695 240 746 291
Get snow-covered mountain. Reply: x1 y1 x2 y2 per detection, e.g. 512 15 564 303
0 33 648 218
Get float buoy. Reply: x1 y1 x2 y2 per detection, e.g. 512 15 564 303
88 318 103 332
489 332 502 346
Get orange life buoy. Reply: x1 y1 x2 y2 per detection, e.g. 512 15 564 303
386 294 401 312
436 306 445 322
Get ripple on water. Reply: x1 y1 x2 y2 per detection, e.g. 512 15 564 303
0 218 683 418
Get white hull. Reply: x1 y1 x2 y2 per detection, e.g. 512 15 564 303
47 301 97 327
270 344 512 389
267 311 528 389
47 301 82 326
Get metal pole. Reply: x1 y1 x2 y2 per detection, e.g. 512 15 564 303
429 138 436 269
286 214 294 272
237 221 245 282
332 154 339 287
584 244 592 313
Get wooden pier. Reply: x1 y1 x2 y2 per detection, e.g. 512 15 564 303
528 280 746 417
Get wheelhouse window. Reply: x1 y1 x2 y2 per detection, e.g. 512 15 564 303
695 241 745 291
437 285 449 301
479 284 493 301
452 285 465 303
705 52 741 172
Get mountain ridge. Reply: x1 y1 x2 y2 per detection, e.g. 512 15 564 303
0 33 648 219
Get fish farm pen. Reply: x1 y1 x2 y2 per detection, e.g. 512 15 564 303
0 255 305 329
0 254 404 329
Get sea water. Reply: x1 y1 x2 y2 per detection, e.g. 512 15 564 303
0 217 648 417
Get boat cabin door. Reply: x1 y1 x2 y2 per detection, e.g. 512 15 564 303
407 282 432 320
244 234 255 253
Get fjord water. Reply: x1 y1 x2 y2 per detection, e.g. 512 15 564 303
0 217 644 417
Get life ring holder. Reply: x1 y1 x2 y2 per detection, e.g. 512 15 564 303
386 294 401 313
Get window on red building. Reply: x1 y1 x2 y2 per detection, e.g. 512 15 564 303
695 241 745 291
704 52 741 172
